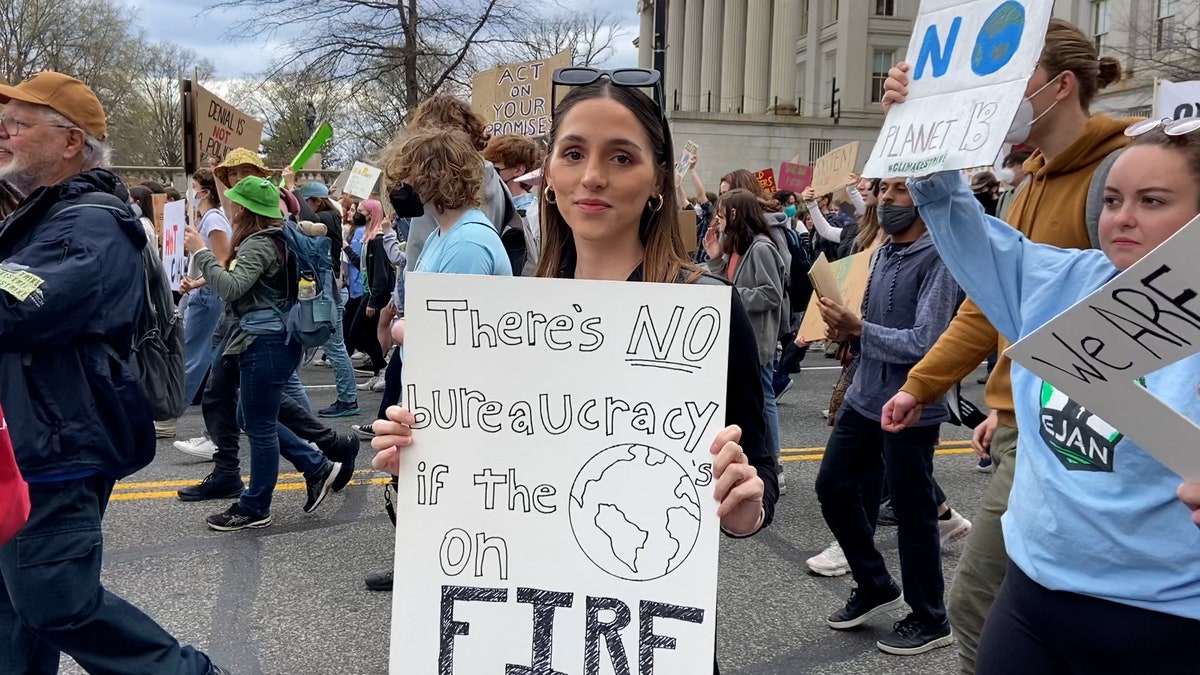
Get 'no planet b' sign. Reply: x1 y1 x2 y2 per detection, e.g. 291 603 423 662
863 0 1053 178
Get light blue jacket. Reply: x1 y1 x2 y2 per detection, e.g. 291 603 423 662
910 170 1200 620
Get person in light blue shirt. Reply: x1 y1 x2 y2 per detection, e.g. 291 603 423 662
906 125 1200 675
416 210 512 276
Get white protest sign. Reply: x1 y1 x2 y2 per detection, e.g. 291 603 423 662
161 200 188 292
1156 80 1200 121
863 0 1053 178
1006 214 1200 480
343 161 382 199
675 141 700 185
391 273 730 675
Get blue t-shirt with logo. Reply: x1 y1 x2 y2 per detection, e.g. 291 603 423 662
415 209 513 276
910 171 1200 620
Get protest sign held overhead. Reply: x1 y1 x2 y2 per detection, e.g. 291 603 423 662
391 273 730 674
778 162 814 193
755 168 777 195
1156 80 1200 121
676 141 700 185
811 142 859 196
1007 214 1200 481
472 51 573 138
182 80 265 174
862 0 1053 178
343 161 383 199
161 200 187 292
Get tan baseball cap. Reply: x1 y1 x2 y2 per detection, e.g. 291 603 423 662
0 71 107 140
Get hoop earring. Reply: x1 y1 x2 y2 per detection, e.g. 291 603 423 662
545 188 557 204
647 193 663 212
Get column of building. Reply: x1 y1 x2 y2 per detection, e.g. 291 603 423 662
698 0 724 112
638 0 654 69
680 0 705 111
769 0 800 114
665 0 687 110
742 0 772 114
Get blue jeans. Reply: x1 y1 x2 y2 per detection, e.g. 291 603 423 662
183 285 225 405
237 335 325 516
282 371 311 412
323 290 357 404
0 475 213 674
759 360 781 463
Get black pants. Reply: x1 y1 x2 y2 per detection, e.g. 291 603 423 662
978 560 1200 674
815 406 945 626
377 346 404 420
203 350 340 478
346 295 387 374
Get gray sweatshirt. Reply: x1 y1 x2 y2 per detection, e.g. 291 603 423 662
844 231 962 425
707 233 786 366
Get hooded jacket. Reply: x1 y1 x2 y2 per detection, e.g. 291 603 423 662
707 233 785 365
0 169 155 480
901 114 1135 426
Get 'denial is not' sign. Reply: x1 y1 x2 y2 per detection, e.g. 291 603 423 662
863 0 1053 178
391 273 731 674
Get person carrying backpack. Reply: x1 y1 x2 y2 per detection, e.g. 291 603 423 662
184 176 352 532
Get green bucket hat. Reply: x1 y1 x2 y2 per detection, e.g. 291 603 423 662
226 176 284 219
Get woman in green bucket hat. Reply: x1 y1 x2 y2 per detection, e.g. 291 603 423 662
183 176 353 531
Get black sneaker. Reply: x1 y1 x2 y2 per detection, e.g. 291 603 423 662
178 473 244 502
351 423 376 440
877 499 898 527
876 614 954 655
318 400 361 418
827 584 905 630
330 438 359 492
206 502 271 531
365 570 394 592
304 461 340 513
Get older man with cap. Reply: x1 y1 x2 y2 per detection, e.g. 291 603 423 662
0 71 226 674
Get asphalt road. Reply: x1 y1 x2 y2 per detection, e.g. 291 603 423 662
61 355 992 675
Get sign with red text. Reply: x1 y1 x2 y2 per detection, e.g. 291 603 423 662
392 273 730 674
162 200 188 292
755 168 777 195
778 162 814 193
472 51 573 138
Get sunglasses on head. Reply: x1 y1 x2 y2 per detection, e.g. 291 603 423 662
551 67 667 116
1125 116 1200 137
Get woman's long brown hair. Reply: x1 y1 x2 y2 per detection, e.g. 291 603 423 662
227 207 283 266
535 81 702 284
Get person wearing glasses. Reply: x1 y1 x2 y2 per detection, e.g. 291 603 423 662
878 19 1138 674
370 67 774 674
905 118 1200 674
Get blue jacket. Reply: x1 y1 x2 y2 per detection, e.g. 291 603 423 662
0 170 155 480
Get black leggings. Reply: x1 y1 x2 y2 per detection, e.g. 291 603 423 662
977 560 1200 675
345 295 387 374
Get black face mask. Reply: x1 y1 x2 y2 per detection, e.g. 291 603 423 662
389 183 424 219
877 203 919 235
353 213 367 228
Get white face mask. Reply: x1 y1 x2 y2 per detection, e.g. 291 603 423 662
1005 72 1063 145
998 167 1016 185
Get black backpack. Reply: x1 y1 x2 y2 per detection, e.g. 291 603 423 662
781 227 815 315
49 193 186 421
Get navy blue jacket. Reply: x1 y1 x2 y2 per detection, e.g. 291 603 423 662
0 170 155 480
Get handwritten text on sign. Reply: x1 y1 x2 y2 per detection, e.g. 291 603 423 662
392 273 730 674
472 51 573 138
1157 80 1200 121
161 200 188 292
1007 214 1200 480
191 82 264 164
811 142 859 196
863 0 1053 177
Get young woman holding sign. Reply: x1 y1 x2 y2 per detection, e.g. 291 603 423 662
905 122 1200 673
371 70 775 675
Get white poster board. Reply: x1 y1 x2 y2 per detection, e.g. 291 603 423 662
344 161 383 199
391 273 731 674
863 0 1053 178
675 141 699 185
1156 79 1200 121
1006 214 1200 481
161 200 187 292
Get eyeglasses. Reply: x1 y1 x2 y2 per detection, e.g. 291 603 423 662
1125 116 1200 137
0 116 75 137
551 67 666 114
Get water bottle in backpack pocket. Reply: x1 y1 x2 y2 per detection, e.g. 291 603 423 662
280 223 336 348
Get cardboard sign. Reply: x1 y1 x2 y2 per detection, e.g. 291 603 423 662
344 161 383 199
811 142 859 197
1006 214 1200 480
1156 79 1200 121
778 162 814 193
807 253 844 306
798 248 875 342
675 141 700 185
188 82 265 166
862 0 1053 177
151 193 169 244
755 168 777 195
161 200 188 292
472 51 573 138
678 208 698 253
392 273 730 674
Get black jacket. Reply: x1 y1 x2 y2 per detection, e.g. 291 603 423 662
0 170 155 479
363 236 396 310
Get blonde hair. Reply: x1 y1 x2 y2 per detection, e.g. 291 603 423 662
407 94 490 151
381 127 483 214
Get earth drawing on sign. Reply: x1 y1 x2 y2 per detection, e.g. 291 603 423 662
568 444 702 582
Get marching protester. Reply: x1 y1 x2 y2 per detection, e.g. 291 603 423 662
371 71 776 675
129 184 159 252
995 149 1032 220
879 19 1135 673
906 121 1200 674
0 70 225 674
346 198 393 392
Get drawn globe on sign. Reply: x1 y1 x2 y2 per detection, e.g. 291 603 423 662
971 1 1026 76
569 444 702 582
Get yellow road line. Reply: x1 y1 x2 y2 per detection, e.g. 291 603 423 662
114 469 381 491
110 477 393 502
782 446 976 463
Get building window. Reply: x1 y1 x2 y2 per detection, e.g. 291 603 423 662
801 0 810 36
824 0 839 26
809 139 833 162
1129 104 1153 119
1157 0 1178 51
1092 0 1109 51
871 50 895 103
875 0 896 16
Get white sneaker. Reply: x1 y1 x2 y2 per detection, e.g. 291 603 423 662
807 541 850 577
939 509 972 545
359 375 387 391
173 436 217 460
351 353 371 368
371 376 386 392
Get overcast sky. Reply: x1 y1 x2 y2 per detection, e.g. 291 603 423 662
126 0 641 79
